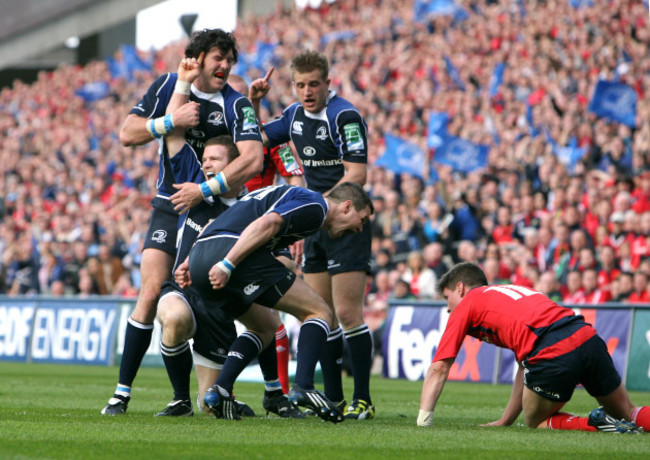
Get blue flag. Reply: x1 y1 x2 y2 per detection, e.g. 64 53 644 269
75 81 110 102
488 62 505 97
434 135 489 173
254 41 276 70
427 111 449 149
543 129 588 172
588 80 637 127
321 30 356 45
569 0 594 8
235 42 277 78
376 134 426 179
108 45 151 81
443 55 466 91
414 0 468 23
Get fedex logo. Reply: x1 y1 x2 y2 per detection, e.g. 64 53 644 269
383 304 498 383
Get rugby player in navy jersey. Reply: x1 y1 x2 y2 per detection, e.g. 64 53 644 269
418 262 649 434
251 51 375 420
180 182 372 423
154 132 302 418
102 29 264 415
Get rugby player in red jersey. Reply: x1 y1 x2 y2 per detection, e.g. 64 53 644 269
418 262 648 433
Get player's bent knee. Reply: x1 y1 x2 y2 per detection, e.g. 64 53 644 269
335 307 364 329
157 302 193 343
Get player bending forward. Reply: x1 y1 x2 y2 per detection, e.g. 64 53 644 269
418 262 649 434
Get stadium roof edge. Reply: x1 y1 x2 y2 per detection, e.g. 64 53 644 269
0 0 160 71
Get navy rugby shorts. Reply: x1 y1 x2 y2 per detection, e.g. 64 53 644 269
143 196 179 255
188 235 296 318
159 281 237 365
302 222 371 275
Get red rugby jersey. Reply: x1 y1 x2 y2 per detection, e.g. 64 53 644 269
434 285 594 363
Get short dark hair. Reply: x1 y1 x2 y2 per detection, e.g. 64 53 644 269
185 28 238 63
205 135 239 162
290 50 329 81
436 262 488 297
328 182 374 215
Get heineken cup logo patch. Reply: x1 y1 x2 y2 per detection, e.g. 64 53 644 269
242 107 258 131
279 146 300 172
344 123 364 151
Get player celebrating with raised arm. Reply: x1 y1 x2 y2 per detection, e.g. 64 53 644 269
183 182 372 423
251 51 375 420
418 262 649 434
102 28 264 415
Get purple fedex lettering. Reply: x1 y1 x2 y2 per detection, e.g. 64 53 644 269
386 307 443 381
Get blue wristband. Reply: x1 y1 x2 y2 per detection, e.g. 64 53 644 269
221 258 236 272
163 114 174 133
149 119 162 138
199 181 212 198
215 172 227 193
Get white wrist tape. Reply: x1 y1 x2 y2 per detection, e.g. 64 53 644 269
216 258 236 278
417 410 434 427
174 80 191 95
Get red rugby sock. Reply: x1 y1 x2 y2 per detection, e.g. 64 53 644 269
276 324 290 394
630 406 650 431
546 412 597 432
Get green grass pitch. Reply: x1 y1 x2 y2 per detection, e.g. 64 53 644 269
0 362 648 459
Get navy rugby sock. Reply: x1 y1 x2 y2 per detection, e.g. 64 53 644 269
216 331 263 394
344 324 373 403
257 338 283 394
319 327 345 402
117 318 154 390
293 319 330 390
160 341 192 401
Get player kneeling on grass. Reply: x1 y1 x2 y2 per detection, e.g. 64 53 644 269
183 182 373 423
418 262 649 434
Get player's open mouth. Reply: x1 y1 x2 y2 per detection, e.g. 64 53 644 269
215 71 226 79
205 171 215 178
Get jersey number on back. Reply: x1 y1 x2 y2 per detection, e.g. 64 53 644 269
485 285 538 300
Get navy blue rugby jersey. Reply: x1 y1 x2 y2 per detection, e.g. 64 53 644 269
130 73 262 197
263 91 368 193
196 185 328 250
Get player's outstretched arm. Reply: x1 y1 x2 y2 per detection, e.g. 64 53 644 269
481 363 524 427
418 358 453 427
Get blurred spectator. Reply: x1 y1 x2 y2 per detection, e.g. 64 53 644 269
390 279 416 301
401 250 437 299
627 271 650 303
422 242 449 279
562 271 584 304
557 229 590 284
535 271 563 303
369 269 392 303
613 272 634 302
38 249 64 295
579 268 611 304
456 240 479 264
597 245 621 295
483 257 509 285
492 206 514 245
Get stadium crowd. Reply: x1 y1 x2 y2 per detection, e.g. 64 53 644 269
1 0 649 344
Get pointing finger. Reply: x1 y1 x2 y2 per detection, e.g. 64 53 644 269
263 66 275 83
